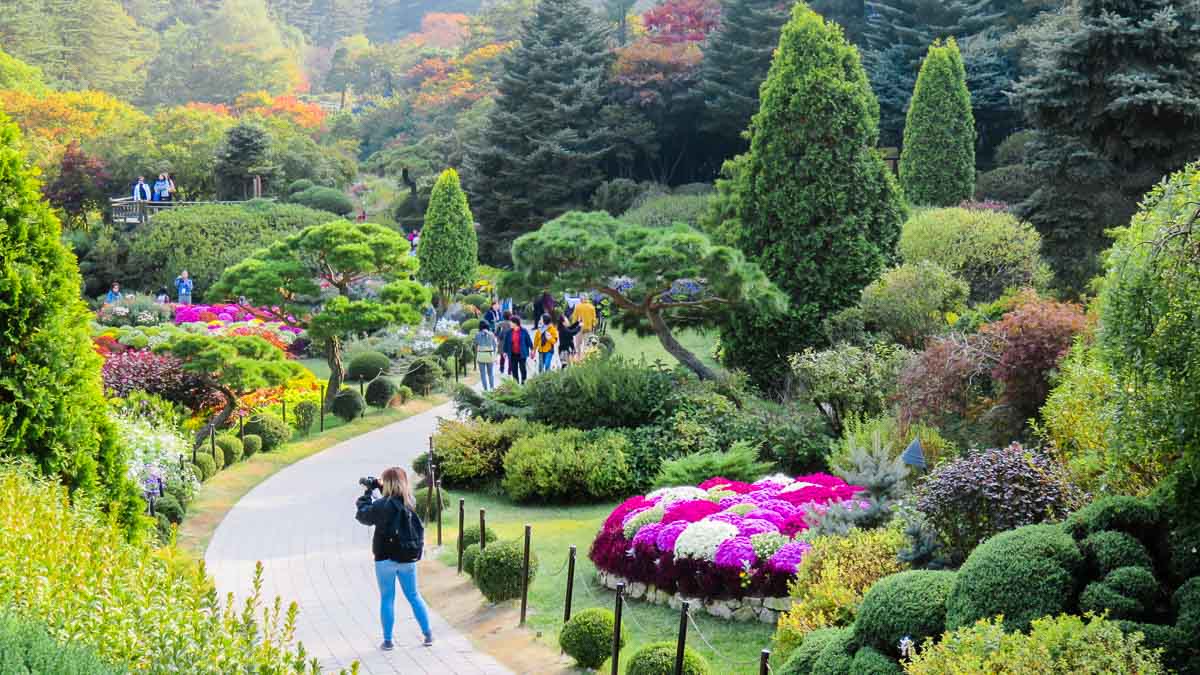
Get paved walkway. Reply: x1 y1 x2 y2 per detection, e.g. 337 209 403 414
206 402 511 675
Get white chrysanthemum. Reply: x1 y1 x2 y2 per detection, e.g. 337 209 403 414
754 474 793 487
646 486 708 505
673 520 739 562
779 481 821 494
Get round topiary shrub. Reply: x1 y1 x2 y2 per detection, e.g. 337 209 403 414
1081 530 1154 576
291 186 354 216
945 524 1083 632
154 494 184 524
366 377 400 409
779 628 851 675
402 355 447 394
396 385 413 405
412 489 449 521
216 435 243 464
461 318 481 333
1079 566 1161 620
560 607 623 670
292 400 318 436
209 446 225 471
462 543 482 578
462 294 489 312
473 539 537 603
241 434 262 457
850 646 902 674
332 388 366 422
244 412 290 451
811 627 856 675
854 570 957 656
459 524 498 552
626 641 710 675
185 462 203 485
194 453 217 481
165 480 191 510
288 178 315 195
347 351 391 382
1065 496 1160 541
1174 578 1200 636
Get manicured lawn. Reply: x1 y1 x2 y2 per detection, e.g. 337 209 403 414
608 327 723 375
298 357 331 380
435 489 775 674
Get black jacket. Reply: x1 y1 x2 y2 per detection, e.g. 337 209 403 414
355 493 424 562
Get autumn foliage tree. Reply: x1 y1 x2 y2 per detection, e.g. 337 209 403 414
44 142 110 229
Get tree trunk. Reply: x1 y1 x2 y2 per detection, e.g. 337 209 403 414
193 385 238 451
324 337 345 412
647 310 719 381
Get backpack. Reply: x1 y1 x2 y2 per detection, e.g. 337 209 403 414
380 498 423 562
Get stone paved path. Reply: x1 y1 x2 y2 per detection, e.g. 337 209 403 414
206 402 512 675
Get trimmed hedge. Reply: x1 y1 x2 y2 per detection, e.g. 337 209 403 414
779 627 849 675
194 452 216 481
560 607 622 670
209 446 225 471
462 543 482 578
850 646 902 674
292 401 318 436
627 641 710 675
242 434 263 457
244 412 290 451
366 377 399 409
459 524 499 552
1064 496 1159 541
1079 566 1160 620
1081 530 1153 577
216 435 243 464
332 388 366 422
347 351 391 382
854 570 957 656
473 539 537 603
811 626 856 674
945 524 1082 632
154 494 184 524
0 611 122 674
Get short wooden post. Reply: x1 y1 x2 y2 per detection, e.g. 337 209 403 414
479 509 487 550
319 385 326 431
611 582 625 675
457 498 466 574
759 649 771 675
210 427 216 456
675 600 689 675
281 399 286 425
238 414 244 440
426 458 435 522
563 545 577 623
519 524 532 625
435 479 443 546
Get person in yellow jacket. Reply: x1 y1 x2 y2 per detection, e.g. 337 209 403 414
532 313 558 372
571 295 597 354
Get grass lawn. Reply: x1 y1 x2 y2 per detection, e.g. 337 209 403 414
435 488 775 674
608 328 723 375
298 357 331 380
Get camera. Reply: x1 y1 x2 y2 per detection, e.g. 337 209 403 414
359 476 382 491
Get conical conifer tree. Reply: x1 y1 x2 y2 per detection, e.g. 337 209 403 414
900 38 976 206
722 4 906 391
0 113 139 529
418 168 478 309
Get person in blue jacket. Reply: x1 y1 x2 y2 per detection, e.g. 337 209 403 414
131 176 151 201
355 467 433 651
104 282 122 304
174 270 194 305
502 315 533 384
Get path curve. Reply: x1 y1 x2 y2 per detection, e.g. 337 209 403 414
206 402 511 675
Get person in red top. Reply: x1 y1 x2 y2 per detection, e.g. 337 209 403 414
503 315 533 384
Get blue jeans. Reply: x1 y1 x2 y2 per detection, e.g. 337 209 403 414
539 351 554 372
479 361 495 390
375 560 431 641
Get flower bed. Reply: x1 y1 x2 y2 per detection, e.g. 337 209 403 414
589 474 864 605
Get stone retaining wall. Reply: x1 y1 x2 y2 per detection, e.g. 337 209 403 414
596 570 792 624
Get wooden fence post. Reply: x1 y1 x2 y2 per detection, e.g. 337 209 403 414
519 524 532 626
563 545 577 623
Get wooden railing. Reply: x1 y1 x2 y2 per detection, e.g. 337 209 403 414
109 197 271 226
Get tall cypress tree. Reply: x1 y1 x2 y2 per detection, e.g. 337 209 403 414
1013 0 1200 292
900 38 976 206
418 168 479 311
721 4 906 391
465 0 612 264
698 0 789 156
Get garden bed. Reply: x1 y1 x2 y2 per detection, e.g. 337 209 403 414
595 569 792 623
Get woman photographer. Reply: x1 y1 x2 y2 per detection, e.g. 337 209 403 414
355 467 433 650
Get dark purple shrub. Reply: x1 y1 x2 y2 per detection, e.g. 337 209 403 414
101 351 213 410
914 443 1086 563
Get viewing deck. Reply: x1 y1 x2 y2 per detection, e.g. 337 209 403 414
109 197 269 225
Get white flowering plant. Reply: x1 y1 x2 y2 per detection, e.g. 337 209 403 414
114 413 198 505
673 520 739 562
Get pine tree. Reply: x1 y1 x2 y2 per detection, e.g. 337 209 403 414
900 38 976 206
1013 0 1200 292
214 121 276 199
418 169 479 310
721 4 906 391
0 114 140 531
698 0 789 155
464 0 613 263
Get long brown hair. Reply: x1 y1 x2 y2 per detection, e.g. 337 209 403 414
380 467 414 509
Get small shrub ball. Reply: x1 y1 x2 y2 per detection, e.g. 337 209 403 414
244 412 290 451
347 351 391 382
626 641 710 675
194 453 217 482
241 434 263 457
560 607 622 670
851 647 902 674
855 570 957 656
154 494 184 524
462 543 481 578
779 627 848 675
1081 530 1153 576
332 388 366 422
473 539 537 603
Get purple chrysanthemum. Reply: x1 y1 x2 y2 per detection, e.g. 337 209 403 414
714 536 757 569
767 541 813 574
655 521 690 552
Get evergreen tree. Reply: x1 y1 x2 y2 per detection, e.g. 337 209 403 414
698 0 789 156
721 4 906 392
1013 0 1200 292
464 0 613 263
418 169 479 310
900 38 976 206
214 121 276 199
0 114 140 531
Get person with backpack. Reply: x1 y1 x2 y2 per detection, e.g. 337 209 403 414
355 468 433 650
474 323 499 391
533 313 558 373
556 311 581 367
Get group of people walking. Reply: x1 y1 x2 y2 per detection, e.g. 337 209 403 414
132 173 177 202
472 292 599 391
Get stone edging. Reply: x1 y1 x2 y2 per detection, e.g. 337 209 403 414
596 570 792 624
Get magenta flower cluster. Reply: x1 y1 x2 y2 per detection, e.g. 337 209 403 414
589 473 864 601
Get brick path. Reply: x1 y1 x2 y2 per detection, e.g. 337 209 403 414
205 402 511 675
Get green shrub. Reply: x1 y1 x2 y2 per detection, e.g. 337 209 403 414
165 479 191 510
347 351 391 382
898 207 1048 303
849 646 901 674
396 385 414 405
209 446 225 471
432 418 545 487
1114 621 1192 673
994 130 1034 166
945 524 1082 632
1080 530 1153 577
521 356 675 430
560 607 622 670
905 614 1166 675
462 543 482 578
473 539 537 603
899 38 975 207
332 388 366 422
592 178 648 215
154 512 173 543
779 627 850 675
501 429 632 502
0 611 122 674
1174 578 1200 636
460 318 481 333
626 641 710 675
216 435 244 464
244 412 290 451
401 355 447 394
288 178 315 194
1079 566 1160 620
459 524 499 552
854 570 956 656
241 434 262 457
290 186 354 216
652 442 772 489
621 193 711 229
1064 496 1160 542
811 628 855 674
185 462 203 484
292 401 318 436
154 494 184 524
365 377 400 409
859 261 968 348
412 489 449 521
462 294 489 311
790 342 911 437
194 453 217 481
974 164 1036 203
